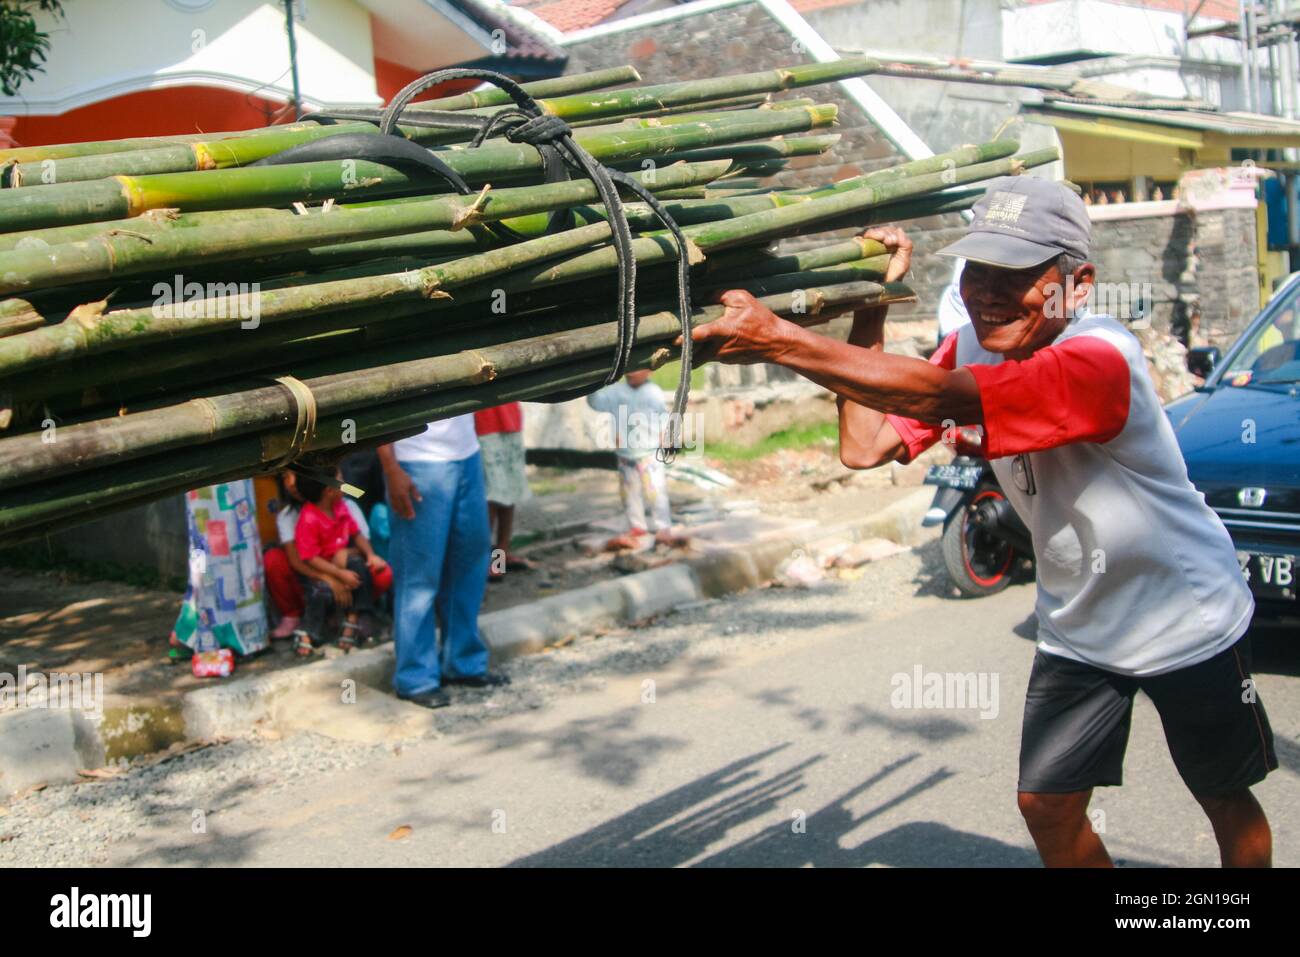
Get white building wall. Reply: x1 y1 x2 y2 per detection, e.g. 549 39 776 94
0 0 382 115
1002 0 1189 61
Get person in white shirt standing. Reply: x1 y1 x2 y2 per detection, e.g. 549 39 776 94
685 177 1276 867
378 414 509 709
587 370 675 549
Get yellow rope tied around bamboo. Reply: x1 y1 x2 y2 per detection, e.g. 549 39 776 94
262 375 318 470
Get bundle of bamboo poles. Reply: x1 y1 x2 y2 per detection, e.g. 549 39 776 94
0 60 1058 544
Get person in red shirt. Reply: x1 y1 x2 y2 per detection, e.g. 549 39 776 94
292 472 390 656
474 402 534 582
264 470 391 639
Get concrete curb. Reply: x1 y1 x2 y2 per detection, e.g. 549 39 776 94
0 487 935 787
180 488 934 742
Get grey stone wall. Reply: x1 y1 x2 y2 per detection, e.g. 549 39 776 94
1089 206 1260 351
1090 211 1196 334
45 496 189 584
1190 207 1262 350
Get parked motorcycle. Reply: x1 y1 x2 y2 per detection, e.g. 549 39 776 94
923 448 1034 597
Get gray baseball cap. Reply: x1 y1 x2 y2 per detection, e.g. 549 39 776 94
936 176 1091 269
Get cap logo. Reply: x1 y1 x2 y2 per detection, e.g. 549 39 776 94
982 191 1027 225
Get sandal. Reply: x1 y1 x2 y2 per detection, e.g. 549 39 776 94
338 619 361 653
292 630 315 657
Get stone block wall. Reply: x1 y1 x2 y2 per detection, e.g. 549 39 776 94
1090 205 1260 351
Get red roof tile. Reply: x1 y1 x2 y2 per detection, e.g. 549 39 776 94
449 0 568 62
788 0 862 11
516 0 636 33
1019 0 1239 21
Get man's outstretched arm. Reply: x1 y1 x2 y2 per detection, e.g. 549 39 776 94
686 228 981 469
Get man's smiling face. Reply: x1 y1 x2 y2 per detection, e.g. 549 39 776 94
960 258 1094 359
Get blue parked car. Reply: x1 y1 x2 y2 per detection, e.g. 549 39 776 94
1166 271 1300 623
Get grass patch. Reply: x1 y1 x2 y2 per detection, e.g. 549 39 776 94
650 359 707 394
528 478 579 496
705 419 839 462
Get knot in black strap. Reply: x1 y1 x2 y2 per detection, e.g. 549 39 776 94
505 114 573 147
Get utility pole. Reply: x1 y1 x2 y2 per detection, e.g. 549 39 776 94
1239 0 1254 111
284 0 303 121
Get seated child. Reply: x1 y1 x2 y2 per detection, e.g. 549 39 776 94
291 472 391 656
264 471 386 638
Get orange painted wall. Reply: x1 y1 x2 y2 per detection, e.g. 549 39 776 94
374 55 484 105
10 85 293 147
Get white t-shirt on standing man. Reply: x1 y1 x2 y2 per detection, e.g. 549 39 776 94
392 414 480 463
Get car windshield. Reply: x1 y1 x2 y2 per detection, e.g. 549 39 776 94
1222 278 1300 385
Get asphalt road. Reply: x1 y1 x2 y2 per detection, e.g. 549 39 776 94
106 552 1300 868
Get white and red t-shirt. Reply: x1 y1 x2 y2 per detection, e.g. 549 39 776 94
887 313 1254 676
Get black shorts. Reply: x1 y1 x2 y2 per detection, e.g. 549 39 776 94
1018 638 1277 796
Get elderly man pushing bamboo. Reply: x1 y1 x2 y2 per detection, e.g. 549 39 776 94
686 176 1276 868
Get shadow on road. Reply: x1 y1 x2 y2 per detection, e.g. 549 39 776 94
507 746 1041 867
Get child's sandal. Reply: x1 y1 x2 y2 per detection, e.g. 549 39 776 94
292 630 315 657
338 620 361 653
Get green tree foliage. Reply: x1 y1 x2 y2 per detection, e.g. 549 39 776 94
0 1 65 97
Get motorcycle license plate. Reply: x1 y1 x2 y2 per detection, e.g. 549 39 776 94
1237 551 1298 601
924 463 983 490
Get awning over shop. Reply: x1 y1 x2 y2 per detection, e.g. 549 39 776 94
1022 100 1300 153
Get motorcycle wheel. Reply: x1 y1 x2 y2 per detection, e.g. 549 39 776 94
941 487 1017 598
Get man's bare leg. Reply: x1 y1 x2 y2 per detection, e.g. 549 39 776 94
1018 790 1113 867
1195 789 1271 867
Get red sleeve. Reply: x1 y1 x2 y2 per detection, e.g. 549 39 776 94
884 332 965 464
968 335 1131 459
336 500 360 540
295 507 324 562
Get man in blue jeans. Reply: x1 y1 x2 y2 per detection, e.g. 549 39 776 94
378 414 510 709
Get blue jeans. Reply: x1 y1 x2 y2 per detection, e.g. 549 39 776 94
388 454 491 696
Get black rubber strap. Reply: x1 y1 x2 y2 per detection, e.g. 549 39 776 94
247 132 472 193
278 68 696 455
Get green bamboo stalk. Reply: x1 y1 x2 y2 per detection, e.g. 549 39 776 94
705 238 890 279
0 131 836 254
436 149 1057 309
566 93 775 129
0 123 326 167
0 106 835 233
698 258 891 298
0 66 644 165
789 139 1021 196
0 298 44 337
415 58 873 138
3 60 874 186
4 277 907 535
0 221 618 374
575 96 816 134
0 172 1002 413
0 281 907 498
0 157 731 299
613 133 838 172
0 154 1036 404
0 356 618 545
681 147 1059 253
